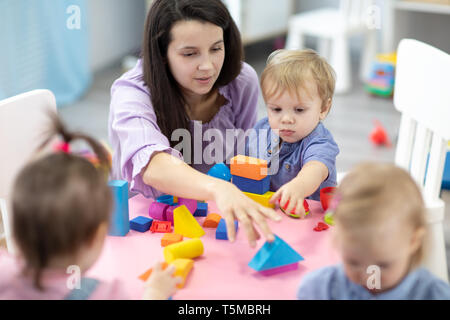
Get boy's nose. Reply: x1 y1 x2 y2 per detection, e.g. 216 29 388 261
281 114 294 123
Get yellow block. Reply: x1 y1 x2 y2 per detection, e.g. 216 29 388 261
174 205 205 238
243 191 275 208
170 258 194 288
164 238 204 263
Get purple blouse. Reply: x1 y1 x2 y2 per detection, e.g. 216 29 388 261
108 59 259 198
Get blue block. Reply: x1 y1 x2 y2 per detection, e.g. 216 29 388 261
130 216 153 232
207 163 231 181
216 219 238 240
108 180 130 236
232 174 270 194
442 151 450 190
194 202 208 217
156 194 176 206
248 235 304 271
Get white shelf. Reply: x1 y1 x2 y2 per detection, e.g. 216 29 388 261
395 1 450 15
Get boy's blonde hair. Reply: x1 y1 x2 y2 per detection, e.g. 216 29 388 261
334 162 426 267
260 49 336 109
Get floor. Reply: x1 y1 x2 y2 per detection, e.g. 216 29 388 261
9 38 450 278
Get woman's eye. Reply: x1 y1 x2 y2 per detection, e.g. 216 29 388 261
212 47 223 52
182 52 196 57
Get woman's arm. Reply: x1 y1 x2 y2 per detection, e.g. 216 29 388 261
143 152 281 247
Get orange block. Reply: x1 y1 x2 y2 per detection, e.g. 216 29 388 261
230 155 267 180
202 213 222 228
161 233 184 247
138 262 169 281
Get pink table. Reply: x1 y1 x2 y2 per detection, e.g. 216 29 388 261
87 194 340 300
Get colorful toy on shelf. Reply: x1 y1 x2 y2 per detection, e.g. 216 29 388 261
248 234 304 276
108 180 130 237
130 216 153 232
150 220 172 233
442 144 450 190
278 199 310 218
163 239 204 263
173 205 205 238
161 233 184 247
320 186 337 212
365 52 396 98
207 163 231 181
370 120 392 147
203 213 222 228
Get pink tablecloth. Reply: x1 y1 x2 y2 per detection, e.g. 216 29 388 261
87 195 340 300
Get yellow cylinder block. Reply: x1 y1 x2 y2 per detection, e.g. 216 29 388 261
163 238 204 263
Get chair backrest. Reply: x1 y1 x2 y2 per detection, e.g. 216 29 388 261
339 0 375 27
394 39 450 202
0 89 57 252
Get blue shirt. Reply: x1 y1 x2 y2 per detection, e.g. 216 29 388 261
246 118 339 200
297 264 450 300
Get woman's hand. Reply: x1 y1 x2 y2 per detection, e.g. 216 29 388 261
211 180 281 248
142 262 182 300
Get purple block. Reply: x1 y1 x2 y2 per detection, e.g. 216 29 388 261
148 201 169 220
259 263 298 276
165 205 180 223
177 197 197 214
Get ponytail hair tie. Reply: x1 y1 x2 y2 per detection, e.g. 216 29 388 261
53 141 71 154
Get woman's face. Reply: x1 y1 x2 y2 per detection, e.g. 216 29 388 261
167 20 225 99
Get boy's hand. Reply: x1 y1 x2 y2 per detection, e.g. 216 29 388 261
270 179 307 219
142 262 182 300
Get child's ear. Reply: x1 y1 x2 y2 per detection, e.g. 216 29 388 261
319 98 332 121
410 227 426 253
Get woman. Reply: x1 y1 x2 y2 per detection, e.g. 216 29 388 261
109 0 280 247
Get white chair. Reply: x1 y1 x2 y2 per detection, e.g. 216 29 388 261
393 39 450 282
285 0 377 93
0 89 57 253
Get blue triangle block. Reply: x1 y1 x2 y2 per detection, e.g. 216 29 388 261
248 235 304 271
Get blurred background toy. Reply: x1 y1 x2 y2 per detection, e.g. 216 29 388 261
365 52 396 98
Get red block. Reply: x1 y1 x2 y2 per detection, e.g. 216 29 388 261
150 221 172 233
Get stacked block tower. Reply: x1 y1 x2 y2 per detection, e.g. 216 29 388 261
230 155 274 208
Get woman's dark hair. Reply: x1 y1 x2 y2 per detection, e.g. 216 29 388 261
11 112 113 290
141 0 243 147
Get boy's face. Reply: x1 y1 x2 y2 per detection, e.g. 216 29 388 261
265 79 330 144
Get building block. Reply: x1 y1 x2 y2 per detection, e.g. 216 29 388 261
259 263 299 276
194 202 208 217
177 197 197 214
130 216 153 232
216 218 238 240
163 239 204 263
320 186 337 211
279 199 310 218
230 155 268 180
108 180 130 236
161 233 184 247
202 213 222 228
324 212 335 226
232 174 270 195
148 201 169 221
313 222 329 232
165 205 180 223
248 234 304 272
207 163 231 181
150 220 172 233
156 194 177 206
170 258 194 288
173 205 205 238
138 259 194 289
243 191 275 208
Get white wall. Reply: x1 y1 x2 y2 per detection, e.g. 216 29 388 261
87 0 147 72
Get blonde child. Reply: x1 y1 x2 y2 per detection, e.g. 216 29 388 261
248 49 339 218
297 162 450 299
0 114 181 299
